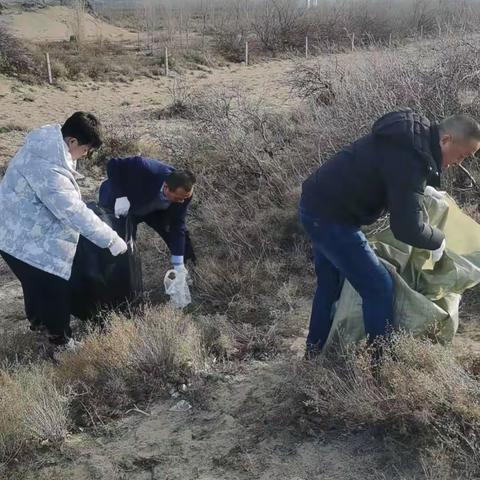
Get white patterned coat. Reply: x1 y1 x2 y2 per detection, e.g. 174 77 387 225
0 124 117 280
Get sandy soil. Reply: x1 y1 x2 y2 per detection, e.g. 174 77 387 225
11 360 422 480
0 56 299 167
0 6 137 42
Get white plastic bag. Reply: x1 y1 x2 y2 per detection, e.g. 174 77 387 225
164 269 191 308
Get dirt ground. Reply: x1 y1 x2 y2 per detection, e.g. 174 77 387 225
10 360 424 480
0 57 298 167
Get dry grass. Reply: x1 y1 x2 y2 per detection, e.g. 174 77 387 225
0 25 39 79
291 334 480 479
55 305 205 424
0 366 69 468
0 305 206 469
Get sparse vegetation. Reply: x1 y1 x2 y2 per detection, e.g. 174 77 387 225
55 306 205 425
0 124 27 134
0 305 206 469
0 365 69 468
1 1 480 479
291 334 480 479
0 25 39 78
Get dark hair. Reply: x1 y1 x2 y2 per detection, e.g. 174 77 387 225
166 170 196 192
61 111 103 149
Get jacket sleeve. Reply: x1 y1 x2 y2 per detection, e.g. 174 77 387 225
383 149 445 250
22 162 118 249
106 157 129 199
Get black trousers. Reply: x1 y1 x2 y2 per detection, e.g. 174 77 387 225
134 211 196 264
0 251 72 343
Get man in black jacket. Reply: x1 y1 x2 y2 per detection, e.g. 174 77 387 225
300 109 480 356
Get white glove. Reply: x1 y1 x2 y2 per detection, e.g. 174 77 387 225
424 186 446 200
114 196 130 218
431 239 446 263
173 264 188 275
109 235 128 256
173 263 193 285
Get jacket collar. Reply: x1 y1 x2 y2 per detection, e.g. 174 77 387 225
63 141 84 180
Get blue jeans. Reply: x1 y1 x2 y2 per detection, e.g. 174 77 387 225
300 208 394 350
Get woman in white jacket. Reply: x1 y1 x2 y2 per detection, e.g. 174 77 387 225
0 112 127 348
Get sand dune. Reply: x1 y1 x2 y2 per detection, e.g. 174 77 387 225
1 6 136 42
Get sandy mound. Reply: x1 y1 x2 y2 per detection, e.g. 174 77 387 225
1 6 136 42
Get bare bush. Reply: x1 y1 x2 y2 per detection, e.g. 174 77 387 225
55 306 205 424
69 0 87 46
251 0 304 53
290 39 480 164
232 323 280 360
156 87 313 324
158 77 196 119
0 25 38 77
291 334 480 479
0 366 69 467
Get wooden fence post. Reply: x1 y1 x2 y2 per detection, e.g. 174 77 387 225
46 52 53 84
245 41 249 66
165 46 169 76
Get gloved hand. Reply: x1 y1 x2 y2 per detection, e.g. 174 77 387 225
431 239 446 263
173 263 193 285
173 264 188 275
114 196 131 218
109 235 128 256
424 186 446 200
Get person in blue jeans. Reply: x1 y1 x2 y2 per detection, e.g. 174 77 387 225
300 110 480 357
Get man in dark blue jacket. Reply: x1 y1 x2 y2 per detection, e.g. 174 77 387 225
99 157 196 274
300 109 480 357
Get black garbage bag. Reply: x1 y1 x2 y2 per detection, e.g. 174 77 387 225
69 203 143 321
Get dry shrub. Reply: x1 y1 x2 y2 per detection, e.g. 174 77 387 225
251 0 304 54
194 314 280 361
292 334 480 479
0 25 39 78
232 323 280 361
156 38 480 327
158 78 196 119
91 122 160 174
0 366 69 467
194 314 238 362
93 124 141 168
289 38 480 201
30 38 166 83
0 329 45 365
0 305 207 464
55 305 205 424
213 0 480 58
163 88 311 320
